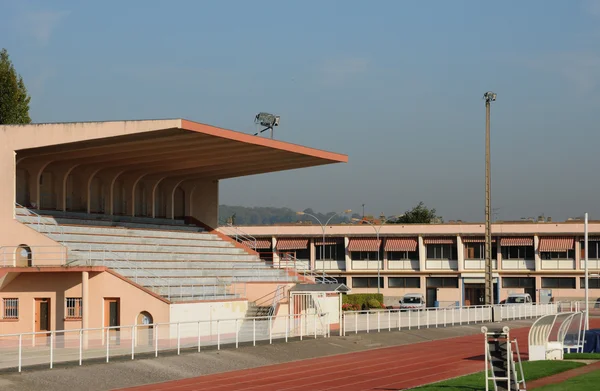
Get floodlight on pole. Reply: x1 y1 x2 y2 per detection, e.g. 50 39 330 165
254 112 280 139
483 91 496 307
296 210 352 264
585 212 589 330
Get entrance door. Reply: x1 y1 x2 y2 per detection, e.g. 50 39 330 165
525 279 536 303
465 284 485 306
104 298 120 345
426 288 437 308
35 298 51 332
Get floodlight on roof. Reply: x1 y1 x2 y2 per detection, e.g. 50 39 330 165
254 112 280 139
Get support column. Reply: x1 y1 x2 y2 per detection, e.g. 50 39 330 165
344 236 351 271
97 169 125 215
575 239 581 271
309 239 316 270
418 236 426 271
19 160 52 208
456 235 464 272
534 235 541 272
82 271 89 349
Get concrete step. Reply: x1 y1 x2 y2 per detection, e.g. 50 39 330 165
34 225 218 240
17 215 205 232
169 294 238 302
71 260 274 269
31 209 189 226
48 233 230 247
114 269 286 278
67 248 259 261
63 242 248 255
154 285 229 297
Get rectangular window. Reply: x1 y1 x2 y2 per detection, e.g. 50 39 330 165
2 298 19 320
388 277 421 288
66 298 82 319
464 243 497 259
351 251 380 261
315 241 345 260
501 246 534 260
426 277 459 288
580 278 600 289
581 241 600 260
387 251 419 261
426 244 457 260
333 277 347 285
502 277 535 288
294 248 310 260
352 277 383 288
541 277 576 289
541 250 575 260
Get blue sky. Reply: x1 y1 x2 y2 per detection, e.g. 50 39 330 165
2 0 600 222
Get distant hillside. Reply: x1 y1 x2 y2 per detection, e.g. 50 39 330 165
218 205 358 226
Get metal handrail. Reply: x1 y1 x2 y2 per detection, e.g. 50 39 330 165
0 245 67 267
220 223 258 250
15 203 65 241
278 253 338 284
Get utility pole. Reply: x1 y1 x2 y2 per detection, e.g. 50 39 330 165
484 91 496 306
362 204 365 219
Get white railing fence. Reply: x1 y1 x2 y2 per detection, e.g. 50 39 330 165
0 245 67 267
341 303 558 336
0 313 330 372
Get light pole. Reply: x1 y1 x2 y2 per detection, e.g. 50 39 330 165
585 213 589 330
352 217 385 295
296 210 352 265
484 91 497 306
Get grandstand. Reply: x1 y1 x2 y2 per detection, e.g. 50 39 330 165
0 119 347 335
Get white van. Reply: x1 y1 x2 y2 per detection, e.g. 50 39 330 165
505 293 532 304
399 293 425 310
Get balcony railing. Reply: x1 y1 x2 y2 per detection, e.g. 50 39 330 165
425 259 458 270
502 259 535 270
388 259 419 271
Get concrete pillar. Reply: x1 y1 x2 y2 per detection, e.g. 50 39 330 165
19 160 52 208
456 235 464 272
495 238 502 271
344 236 351 271
382 240 388 271
309 239 316 270
534 235 541 271
575 239 581 271
82 271 89 348
97 169 124 215
272 237 279 267
418 236 426 271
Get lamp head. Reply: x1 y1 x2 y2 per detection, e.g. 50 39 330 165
296 211 305 216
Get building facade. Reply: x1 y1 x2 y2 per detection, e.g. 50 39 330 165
234 222 600 306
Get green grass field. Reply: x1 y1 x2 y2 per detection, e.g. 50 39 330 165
533 369 600 390
411 361 585 391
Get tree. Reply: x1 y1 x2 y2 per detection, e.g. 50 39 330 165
0 48 31 124
391 202 442 224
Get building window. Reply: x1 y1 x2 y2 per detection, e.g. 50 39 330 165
541 250 575 260
388 251 418 261
581 241 600 260
464 243 497 259
541 277 576 289
2 298 19 320
426 244 457 260
502 277 534 288
333 277 347 285
580 278 600 289
501 246 534 260
352 277 383 288
315 241 345 260
426 277 459 288
351 251 380 261
294 248 310 260
66 298 83 319
388 277 421 288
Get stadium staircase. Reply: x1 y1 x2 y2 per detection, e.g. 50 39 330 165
14 206 295 302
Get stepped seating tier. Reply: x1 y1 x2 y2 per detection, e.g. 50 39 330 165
15 208 293 301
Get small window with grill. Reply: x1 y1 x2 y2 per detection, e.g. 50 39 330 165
2 298 19 320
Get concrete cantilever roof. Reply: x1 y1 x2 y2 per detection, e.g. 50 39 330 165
11 119 348 180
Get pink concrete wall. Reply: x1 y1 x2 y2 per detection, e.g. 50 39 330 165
0 271 169 335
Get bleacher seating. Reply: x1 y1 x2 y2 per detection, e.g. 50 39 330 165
15 207 292 301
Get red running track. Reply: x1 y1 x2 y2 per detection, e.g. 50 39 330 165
118 326 534 391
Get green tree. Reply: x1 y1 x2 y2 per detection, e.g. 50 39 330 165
0 48 31 124
392 202 442 224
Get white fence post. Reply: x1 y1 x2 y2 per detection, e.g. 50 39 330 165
314 314 317 339
388 310 391 332
253 318 256 346
18 334 22 373
355 313 358 334
106 328 110 363
377 311 380 332
235 319 239 348
177 322 181 355
131 325 135 360
300 314 304 340
217 320 221 350
79 330 83 366
50 331 54 369
198 321 202 352
367 312 370 333
285 316 289 342
155 324 159 357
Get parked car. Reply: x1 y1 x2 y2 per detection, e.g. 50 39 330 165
399 293 425 310
505 293 532 304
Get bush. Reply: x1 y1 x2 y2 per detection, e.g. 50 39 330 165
342 293 384 311
342 303 360 311
367 298 381 309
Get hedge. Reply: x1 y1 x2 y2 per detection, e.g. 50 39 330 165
342 293 384 310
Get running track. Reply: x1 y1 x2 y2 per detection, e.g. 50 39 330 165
117 327 532 391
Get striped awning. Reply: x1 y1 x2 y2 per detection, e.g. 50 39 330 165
384 238 418 252
241 239 272 249
314 238 342 246
275 238 309 250
423 237 455 245
348 238 381 252
462 236 497 243
539 237 574 252
500 237 534 247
